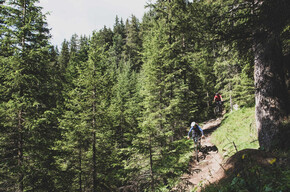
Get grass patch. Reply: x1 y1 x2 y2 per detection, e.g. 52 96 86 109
211 107 259 158
201 109 290 192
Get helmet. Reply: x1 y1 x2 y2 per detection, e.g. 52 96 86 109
191 122 196 127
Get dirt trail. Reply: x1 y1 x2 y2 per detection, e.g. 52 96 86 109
172 118 226 192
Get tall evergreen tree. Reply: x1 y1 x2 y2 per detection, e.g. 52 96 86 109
110 16 126 70
58 30 121 191
109 60 140 147
58 39 70 73
77 35 90 63
0 0 60 191
210 0 290 150
69 34 79 57
97 26 114 51
124 15 142 71
127 2 205 189
213 45 255 110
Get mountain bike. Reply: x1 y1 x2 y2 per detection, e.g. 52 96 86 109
214 101 223 116
193 134 201 162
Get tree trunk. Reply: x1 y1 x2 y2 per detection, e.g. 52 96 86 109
229 83 233 112
253 31 288 150
149 137 154 192
206 92 210 109
79 148 82 192
17 1 27 190
92 64 97 191
17 109 24 192
17 1 27 189
21 0 26 50
92 131 96 192
230 94 233 112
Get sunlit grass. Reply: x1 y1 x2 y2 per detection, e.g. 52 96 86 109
211 107 259 158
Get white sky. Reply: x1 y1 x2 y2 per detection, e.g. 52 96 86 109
38 0 155 47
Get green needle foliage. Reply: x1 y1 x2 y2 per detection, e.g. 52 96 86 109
0 0 289 191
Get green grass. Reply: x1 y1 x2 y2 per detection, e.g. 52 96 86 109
202 108 290 192
211 107 259 158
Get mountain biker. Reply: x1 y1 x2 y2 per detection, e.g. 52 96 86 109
213 92 224 112
213 92 223 104
187 122 205 140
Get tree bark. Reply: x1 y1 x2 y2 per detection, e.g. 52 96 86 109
253 31 288 150
92 131 96 192
92 64 97 192
149 137 154 192
17 109 24 192
79 148 82 192
18 1 26 189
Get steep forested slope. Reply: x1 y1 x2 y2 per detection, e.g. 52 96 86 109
0 0 289 191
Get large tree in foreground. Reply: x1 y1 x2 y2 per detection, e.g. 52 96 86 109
251 0 290 150
211 0 290 150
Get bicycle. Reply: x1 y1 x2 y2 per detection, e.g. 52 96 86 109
193 134 201 162
214 101 223 116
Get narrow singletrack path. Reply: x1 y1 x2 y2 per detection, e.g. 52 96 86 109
172 118 226 192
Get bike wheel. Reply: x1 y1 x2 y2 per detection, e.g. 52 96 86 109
214 105 219 115
194 136 200 162
195 145 199 162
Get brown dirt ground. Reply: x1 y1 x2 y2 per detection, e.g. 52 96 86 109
171 117 226 192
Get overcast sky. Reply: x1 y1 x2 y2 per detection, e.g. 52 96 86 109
38 0 155 47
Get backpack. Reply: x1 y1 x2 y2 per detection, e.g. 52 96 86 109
214 94 221 101
193 125 202 135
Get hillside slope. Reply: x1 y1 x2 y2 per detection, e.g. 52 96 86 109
173 107 290 192
172 107 260 191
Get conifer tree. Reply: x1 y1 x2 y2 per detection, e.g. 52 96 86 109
58 40 70 73
110 16 126 70
210 0 290 149
0 0 60 191
213 46 254 110
128 2 200 189
97 26 114 51
58 30 121 191
109 60 141 147
124 15 142 71
77 35 90 63
69 34 79 56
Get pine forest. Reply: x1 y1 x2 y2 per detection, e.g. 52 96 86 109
0 0 289 191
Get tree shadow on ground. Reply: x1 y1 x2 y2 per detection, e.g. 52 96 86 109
199 145 219 161
200 149 290 192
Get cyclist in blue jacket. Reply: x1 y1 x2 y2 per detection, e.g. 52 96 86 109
187 121 205 140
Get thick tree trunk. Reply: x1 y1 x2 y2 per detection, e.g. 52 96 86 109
253 32 288 150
